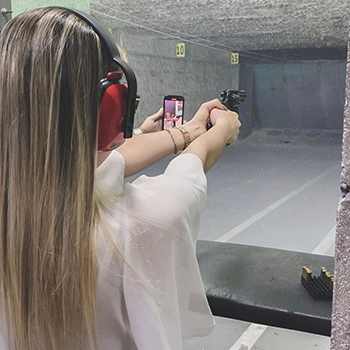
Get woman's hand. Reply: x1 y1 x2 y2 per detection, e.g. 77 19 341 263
182 103 241 172
117 99 240 176
185 99 226 141
191 98 225 128
139 108 163 133
209 108 241 144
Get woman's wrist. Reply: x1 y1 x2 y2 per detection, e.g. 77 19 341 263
164 128 185 153
182 120 206 142
209 122 234 145
163 120 208 154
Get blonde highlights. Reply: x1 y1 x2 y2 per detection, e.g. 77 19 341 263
0 8 111 350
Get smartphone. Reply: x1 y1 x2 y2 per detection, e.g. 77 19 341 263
162 95 185 130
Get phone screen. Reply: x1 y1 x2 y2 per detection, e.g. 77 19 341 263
163 96 184 130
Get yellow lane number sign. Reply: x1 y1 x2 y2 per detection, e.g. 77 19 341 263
176 43 185 57
231 52 239 64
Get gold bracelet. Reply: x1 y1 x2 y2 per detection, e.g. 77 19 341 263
175 125 191 149
164 129 178 154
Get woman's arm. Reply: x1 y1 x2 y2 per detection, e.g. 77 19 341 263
117 122 201 177
182 107 241 173
117 99 240 177
118 99 226 177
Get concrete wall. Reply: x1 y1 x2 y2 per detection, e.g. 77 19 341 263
8 0 239 128
11 0 89 17
91 4 239 127
331 31 350 350
244 61 346 131
91 0 350 52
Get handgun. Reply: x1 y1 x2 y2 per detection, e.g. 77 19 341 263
220 89 247 112
207 89 247 130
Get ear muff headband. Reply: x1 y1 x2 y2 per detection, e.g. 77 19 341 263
54 7 137 139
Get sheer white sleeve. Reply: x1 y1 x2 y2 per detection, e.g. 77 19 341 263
122 154 214 350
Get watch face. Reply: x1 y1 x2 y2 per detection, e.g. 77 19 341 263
133 127 143 135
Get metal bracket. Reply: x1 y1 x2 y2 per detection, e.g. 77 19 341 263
1 8 13 21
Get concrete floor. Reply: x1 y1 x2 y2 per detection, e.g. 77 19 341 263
203 130 341 255
126 129 342 349
182 316 331 350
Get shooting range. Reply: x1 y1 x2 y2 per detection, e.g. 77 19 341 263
2 0 350 349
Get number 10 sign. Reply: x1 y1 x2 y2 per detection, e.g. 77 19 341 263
176 43 185 57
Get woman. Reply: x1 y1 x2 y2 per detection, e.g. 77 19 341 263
164 111 174 129
0 7 240 350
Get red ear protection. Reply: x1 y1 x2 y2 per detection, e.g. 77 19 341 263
98 72 127 151
53 8 138 150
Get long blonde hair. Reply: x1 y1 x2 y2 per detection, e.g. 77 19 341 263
0 8 116 350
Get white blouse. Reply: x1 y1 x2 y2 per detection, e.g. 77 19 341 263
0 151 214 350
95 151 214 350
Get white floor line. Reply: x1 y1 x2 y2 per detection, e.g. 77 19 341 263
325 242 335 256
216 164 339 243
312 224 336 255
228 323 268 350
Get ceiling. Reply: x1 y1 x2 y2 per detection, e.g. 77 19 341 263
92 0 350 51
